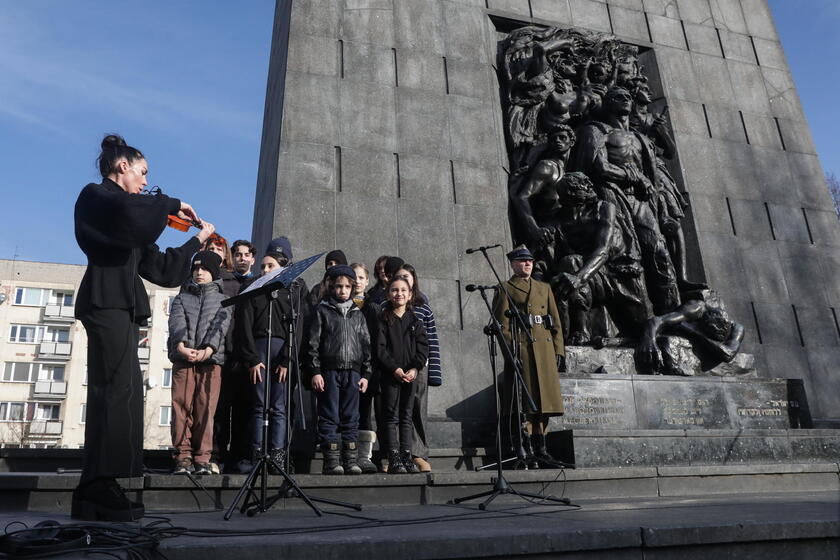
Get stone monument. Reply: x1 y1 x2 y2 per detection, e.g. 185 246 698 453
252 0 840 466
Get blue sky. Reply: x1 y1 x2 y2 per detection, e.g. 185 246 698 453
0 1 836 265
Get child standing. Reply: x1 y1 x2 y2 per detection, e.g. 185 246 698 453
306 265 372 475
350 262 380 474
393 264 441 473
376 277 428 474
168 251 232 474
235 238 307 473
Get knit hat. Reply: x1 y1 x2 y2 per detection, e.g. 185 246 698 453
265 236 293 261
506 245 534 261
383 256 405 278
325 249 348 268
191 251 222 280
327 264 356 282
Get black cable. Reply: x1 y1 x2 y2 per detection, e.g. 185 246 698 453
1 491 581 558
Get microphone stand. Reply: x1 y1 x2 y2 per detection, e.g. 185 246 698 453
224 259 361 519
449 285 571 510
470 247 539 472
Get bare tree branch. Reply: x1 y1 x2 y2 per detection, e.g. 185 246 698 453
826 171 840 220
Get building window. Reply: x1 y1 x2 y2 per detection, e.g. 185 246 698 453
0 402 30 422
83 368 88 386
3 363 34 382
80 404 86 424
2 363 66 383
138 329 149 348
49 291 74 306
159 406 172 426
9 325 46 343
38 365 65 382
8 325 68 344
34 403 60 421
14 287 49 306
162 369 172 388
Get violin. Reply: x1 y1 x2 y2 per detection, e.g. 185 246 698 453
146 186 222 242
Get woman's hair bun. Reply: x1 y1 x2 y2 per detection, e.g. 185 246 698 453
101 134 127 150
97 133 143 178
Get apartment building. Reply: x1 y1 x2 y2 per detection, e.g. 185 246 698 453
0 259 178 449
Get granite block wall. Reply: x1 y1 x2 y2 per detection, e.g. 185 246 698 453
254 0 840 439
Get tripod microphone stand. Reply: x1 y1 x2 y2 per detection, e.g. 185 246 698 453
222 254 361 519
450 285 570 510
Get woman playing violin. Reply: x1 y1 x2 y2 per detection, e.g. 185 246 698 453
72 134 215 521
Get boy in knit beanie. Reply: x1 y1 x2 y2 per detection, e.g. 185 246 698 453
168 251 231 475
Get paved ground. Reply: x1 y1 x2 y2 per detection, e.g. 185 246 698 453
2 491 840 559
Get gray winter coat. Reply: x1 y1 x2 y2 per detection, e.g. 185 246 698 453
167 279 231 365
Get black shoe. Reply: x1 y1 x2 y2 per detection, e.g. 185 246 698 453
193 462 212 475
71 479 144 522
387 450 406 474
268 448 286 475
532 433 564 468
342 441 362 475
400 450 419 474
322 442 344 475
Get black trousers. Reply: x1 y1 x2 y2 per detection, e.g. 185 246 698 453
380 376 416 452
79 308 144 485
213 358 251 465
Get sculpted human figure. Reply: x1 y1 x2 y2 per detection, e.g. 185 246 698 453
511 125 576 275
629 79 705 292
571 86 680 314
546 172 653 345
635 298 745 376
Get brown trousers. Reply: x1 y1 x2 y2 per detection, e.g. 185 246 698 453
171 362 221 462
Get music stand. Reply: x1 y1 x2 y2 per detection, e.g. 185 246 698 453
222 252 361 518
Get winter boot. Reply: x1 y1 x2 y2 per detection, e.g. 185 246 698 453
342 441 362 475
387 450 406 474
268 448 287 474
400 450 419 474
357 430 379 474
322 442 344 475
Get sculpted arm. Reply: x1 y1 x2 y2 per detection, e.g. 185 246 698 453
512 161 560 242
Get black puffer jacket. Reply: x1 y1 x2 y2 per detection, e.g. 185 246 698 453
305 298 372 382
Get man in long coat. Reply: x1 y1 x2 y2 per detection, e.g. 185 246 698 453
493 246 565 467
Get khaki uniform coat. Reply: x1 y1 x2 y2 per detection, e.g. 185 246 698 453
493 276 565 415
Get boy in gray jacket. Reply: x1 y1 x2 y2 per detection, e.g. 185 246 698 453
168 251 232 474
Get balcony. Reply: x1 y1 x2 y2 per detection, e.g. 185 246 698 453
137 347 151 363
37 342 72 360
42 305 76 323
28 420 63 435
33 380 67 398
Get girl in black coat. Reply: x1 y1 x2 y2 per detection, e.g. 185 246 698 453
376 277 428 474
73 134 214 522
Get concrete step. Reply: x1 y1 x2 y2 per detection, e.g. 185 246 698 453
3 462 838 514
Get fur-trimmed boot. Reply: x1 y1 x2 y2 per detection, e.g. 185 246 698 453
357 430 378 474
321 442 344 475
342 441 362 475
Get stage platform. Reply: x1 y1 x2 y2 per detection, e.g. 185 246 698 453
2 491 839 559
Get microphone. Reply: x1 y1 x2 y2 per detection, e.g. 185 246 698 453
465 284 498 292
465 244 501 255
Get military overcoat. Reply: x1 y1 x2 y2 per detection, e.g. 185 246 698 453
493 276 565 415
